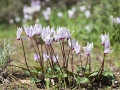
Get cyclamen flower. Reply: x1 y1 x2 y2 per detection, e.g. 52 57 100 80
74 41 81 54
24 26 36 37
52 55 58 63
100 34 109 45
34 53 40 61
43 54 50 61
68 38 76 50
104 38 113 54
42 7 51 20
34 24 42 35
41 26 54 39
104 48 113 54
104 39 110 49
24 27 30 37
17 27 22 40
43 35 53 46
68 38 80 54
29 26 36 38
55 27 72 40
83 42 93 56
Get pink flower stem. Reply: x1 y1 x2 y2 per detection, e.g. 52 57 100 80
71 50 74 72
34 37 44 79
21 38 32 76
59 40 65 67
99 53 105 79
89 55 91 73
66 38 72 68
65 47 71 68
62 39 67 67
48 46 54 69
40 40 44 80
80 53 82 67
32 37 42 66
50 44 63 73
84 55 89 73
45 44 52 67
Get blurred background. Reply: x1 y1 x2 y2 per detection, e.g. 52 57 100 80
0 0 120 48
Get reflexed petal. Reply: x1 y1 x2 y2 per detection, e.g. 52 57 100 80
17 27 22 40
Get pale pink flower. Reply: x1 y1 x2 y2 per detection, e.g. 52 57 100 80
68 38 76 50
43 35 53 46
104 48 113 54
52 55 58 63
28 26 36 38
42 7 51 20
74 41 81 54
34 24 42 35
100 34 109 45
104 39 110 49
83 42 93 56
43 54 50 61
34 53 40 61
17 27 22 40
68 38 80 54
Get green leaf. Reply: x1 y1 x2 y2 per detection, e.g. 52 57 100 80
89 71 98 77
79 77 89 84
30 77 41 83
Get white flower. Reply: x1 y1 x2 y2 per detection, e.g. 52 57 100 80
34 24 42 35
74 41 81 54
43 35 53 46
57 12 63 18
42 7 51 20
104 39 110 49
84 10 90 18
68 7 76 18
43 54 50 61
104 48 113 54
17 27 22 40
100 34 109 45
28 26 36 38
34 53 40 61
79 6 86 12
83 42 93 55
68 39 81 54
68 38 76 50
52 55 58 63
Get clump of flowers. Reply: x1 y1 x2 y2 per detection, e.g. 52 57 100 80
16 24 114 89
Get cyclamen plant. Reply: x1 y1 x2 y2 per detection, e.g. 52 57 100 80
16 24 114 88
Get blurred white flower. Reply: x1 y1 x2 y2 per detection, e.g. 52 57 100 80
9 19 14 24
79 6 86 12
35 19 39 23
15 17 20 22
57 12 63 18
68 7 76 18
42 7 51 20
84 10 90 18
